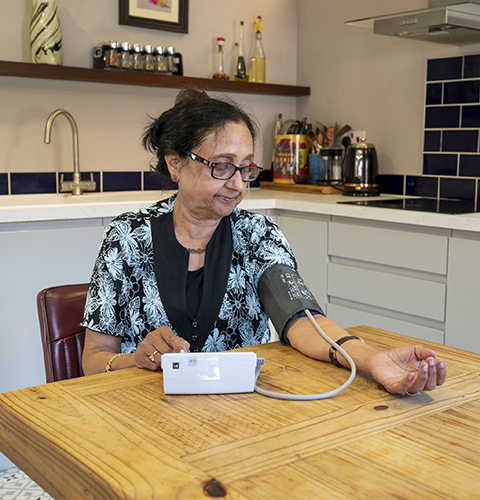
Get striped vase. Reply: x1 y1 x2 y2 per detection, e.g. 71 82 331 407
30 0 63 65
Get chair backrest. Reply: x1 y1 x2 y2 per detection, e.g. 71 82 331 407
37 283 89 383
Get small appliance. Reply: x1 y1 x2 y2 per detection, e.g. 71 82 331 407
342 138 379 196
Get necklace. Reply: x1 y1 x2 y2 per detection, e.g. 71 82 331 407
186 247 206 254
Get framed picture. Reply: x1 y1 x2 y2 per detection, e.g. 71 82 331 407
119 0 189 33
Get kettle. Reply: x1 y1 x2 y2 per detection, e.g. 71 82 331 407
342 138 379 196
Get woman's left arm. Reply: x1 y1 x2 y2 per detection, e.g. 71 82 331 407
286 314 447 395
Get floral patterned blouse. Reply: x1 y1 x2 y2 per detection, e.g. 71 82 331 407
80 193 298 353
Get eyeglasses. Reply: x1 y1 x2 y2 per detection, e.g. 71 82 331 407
186 151 263 182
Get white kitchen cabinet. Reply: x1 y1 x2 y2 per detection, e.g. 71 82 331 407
445 231 480 353
275 210 328 310
0 219 106 395
326 217 448 343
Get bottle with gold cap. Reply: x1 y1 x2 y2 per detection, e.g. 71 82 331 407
250 16 265 83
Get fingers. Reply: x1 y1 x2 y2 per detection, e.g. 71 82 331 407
135 327 190 371
404 356 447 394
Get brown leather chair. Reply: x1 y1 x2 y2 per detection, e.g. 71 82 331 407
37 283 89 382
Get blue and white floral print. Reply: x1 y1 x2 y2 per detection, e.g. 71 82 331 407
80 194 296 353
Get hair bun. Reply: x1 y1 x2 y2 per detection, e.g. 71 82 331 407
174 88 210 107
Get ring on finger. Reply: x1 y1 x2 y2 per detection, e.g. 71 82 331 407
148 350 159 363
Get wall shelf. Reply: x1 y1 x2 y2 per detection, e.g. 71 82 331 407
0 60 310 97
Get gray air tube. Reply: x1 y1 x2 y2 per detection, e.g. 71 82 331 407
258 264 324 343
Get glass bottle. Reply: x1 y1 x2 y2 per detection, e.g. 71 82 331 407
234 21 249 82
120 42 132 70
144 45 155 72
251 16 266 83
107 40 119 70
166 47 177 73
213 37 229 80
132 44 144 71
155 46 168 73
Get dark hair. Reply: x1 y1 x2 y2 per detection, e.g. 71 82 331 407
143 88 259 178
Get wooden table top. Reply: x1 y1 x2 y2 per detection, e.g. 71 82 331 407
1 326 480 500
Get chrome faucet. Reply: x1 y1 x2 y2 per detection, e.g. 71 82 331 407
44 109 96 196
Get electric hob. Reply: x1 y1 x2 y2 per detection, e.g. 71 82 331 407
338 197 478 215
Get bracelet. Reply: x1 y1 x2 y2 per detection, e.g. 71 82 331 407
329 336 364 368
106 352 128 372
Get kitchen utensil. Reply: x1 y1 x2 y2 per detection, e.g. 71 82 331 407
333 124 352 145
307 130 320 154
329 123 339 147
342 138 379 196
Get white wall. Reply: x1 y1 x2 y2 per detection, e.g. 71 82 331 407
0 0 298 175
297 0 480 175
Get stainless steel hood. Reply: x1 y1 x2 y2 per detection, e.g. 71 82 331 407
346 2 480 44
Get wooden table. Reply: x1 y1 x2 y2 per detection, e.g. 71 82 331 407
1 326 480 499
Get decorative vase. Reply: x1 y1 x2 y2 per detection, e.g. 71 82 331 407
30 0 63 65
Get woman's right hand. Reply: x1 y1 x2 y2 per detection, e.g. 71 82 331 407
135 326 190 371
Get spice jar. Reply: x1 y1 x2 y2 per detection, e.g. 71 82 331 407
107 40 119 70
166 47 177 73
144 45 155 72
119 42 132 70
132 44 145 71
155 46 168 73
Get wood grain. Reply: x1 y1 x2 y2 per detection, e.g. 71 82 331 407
260 181 344 194
1 326 480 499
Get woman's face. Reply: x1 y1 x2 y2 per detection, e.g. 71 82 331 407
171 121 255 222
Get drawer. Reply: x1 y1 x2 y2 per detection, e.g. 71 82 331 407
327 263 446 322
326 303 444 344
328 222 448 275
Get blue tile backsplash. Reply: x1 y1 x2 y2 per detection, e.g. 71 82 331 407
376 52 480 206
0 171 179 197
10 172 57 195
427 56 462 81
0 173 7 195
424 54 480 174
103 171 142 192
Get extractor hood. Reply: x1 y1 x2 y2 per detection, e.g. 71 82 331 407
346 1 480 44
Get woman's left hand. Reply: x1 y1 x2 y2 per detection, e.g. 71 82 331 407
367 345 447 395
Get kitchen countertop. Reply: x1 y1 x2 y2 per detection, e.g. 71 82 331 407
1 189 480 232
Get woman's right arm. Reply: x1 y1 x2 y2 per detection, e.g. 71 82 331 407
82 327 191 375
82 329 136 375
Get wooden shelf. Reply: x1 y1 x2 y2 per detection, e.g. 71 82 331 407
0 60 310 97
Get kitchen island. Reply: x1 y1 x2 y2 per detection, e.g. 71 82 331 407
1 188 479 390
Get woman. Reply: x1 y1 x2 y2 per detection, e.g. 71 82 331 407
81 89 446 395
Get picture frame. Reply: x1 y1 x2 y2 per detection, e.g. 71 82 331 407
119 0 189 34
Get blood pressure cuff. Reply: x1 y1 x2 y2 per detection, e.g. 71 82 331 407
258 264 325 345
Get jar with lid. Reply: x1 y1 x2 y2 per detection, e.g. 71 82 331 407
155 46 168 73
119 42 132 70
144 45 155 72
212 38 229 80
107 40 119 70
132 44 145 71
166 47 177 73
